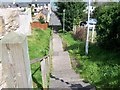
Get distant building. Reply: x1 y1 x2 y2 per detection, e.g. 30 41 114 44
31 2 51 23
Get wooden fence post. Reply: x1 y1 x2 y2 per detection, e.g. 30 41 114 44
0 32 33 88
47 56 50 74
41 58 47 88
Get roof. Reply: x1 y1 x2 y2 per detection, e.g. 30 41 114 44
49 11 61 26
32 0 50 3
41 8 49 16
0 1 50 7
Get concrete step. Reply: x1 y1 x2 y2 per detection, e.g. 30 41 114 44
53 51 69 56
49 79 94 90
51 70 80 79
49 79 70 88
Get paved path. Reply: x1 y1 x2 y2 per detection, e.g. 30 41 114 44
49 31 95 90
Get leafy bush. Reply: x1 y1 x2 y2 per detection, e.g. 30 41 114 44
93 3 120 50
38 16 45 24
31 11 34 17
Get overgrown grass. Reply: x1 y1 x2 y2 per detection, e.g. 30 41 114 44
28 28 51 88
60 32 120 89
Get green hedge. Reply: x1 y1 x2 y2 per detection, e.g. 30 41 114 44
94 3 120 50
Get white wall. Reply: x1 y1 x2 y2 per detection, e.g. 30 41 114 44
16 8 32 36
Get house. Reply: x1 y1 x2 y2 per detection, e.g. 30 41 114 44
31 3 51 30
49 6 61 27
32 3 51 23
31 0 50 15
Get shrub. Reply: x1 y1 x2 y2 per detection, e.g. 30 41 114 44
31 11 34 17
38 16 45 24
93 3 120 50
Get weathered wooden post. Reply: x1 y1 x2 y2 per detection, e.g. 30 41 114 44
0 16 4 63
0 32 33 88
41 58 47 88
47 56 50 74
0 16 7 89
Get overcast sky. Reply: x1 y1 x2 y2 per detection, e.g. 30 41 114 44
0 0 119 2
0 0 50 2
0 0 31 2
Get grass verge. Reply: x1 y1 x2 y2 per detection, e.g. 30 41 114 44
60 31 120 89
28 28 51 88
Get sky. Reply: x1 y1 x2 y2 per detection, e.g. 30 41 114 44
0 0 32 2
0 0 119 2
0 0 50 2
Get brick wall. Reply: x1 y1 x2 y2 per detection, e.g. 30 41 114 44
31 22 48 30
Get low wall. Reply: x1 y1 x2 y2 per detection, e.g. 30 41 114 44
31 22 48 30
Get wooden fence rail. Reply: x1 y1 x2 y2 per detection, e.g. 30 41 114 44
30 32 53 88
30 55 50 88
30 55 49 64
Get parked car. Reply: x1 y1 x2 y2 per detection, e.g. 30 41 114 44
86 18 97 25
80 21 87 26
85 18 97 29
80 18 97 29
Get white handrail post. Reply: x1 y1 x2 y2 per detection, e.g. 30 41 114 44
85 0 91 55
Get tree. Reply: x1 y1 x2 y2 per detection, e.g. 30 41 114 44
93 2 120 50
55 2 86 31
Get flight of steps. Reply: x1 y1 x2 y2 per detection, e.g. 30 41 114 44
49 32 95 90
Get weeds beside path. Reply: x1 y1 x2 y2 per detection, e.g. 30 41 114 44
60 32 120 89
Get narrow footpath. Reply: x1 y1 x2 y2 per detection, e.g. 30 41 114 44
49 31 95 90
